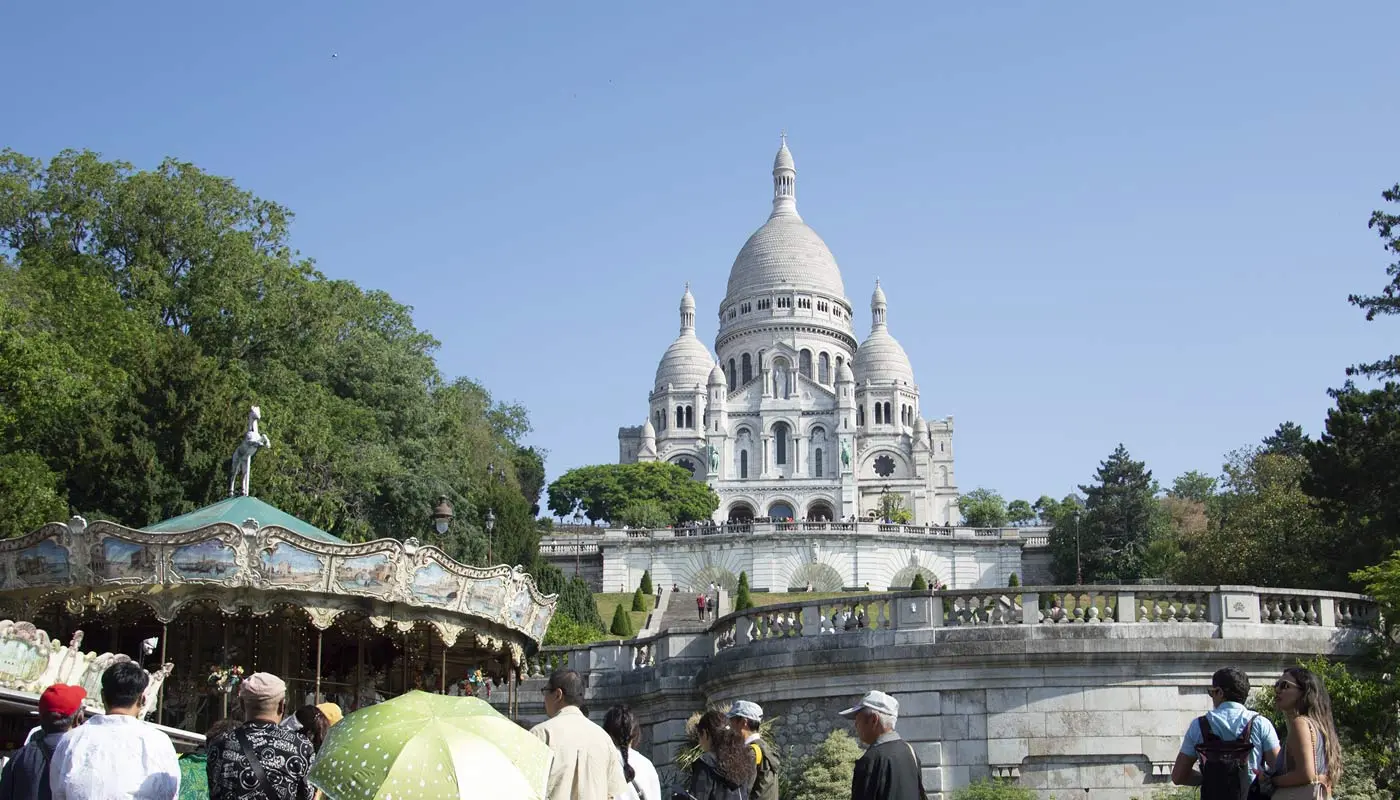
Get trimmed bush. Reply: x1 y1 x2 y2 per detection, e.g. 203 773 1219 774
911 573 928 591
631 587 647 612
610 603 636 637
1008 572 1020 587
734 571 754 611
640 569 653 595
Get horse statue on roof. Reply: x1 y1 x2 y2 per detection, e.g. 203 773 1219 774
229 406 271 497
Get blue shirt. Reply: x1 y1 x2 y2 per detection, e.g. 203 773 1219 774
1179 702 1280 774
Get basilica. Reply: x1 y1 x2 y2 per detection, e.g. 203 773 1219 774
618 139 959 525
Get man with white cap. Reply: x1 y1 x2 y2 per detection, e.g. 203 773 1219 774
728 701 779 800
839 691 925 800
207 673 315 800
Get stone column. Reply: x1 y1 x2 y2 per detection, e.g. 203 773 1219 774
793 434 805 478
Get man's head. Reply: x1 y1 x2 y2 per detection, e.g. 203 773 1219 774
38 684 86 733
541 669 584 717
840 690 899 746
238 672 288 722
727 700 763 736
100 662 149 715
1209 668 1250 706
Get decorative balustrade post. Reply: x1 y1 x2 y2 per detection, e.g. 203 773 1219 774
736 615 755 646
801 602 823 637
1020 593 1040 625
1216 587 1262 636
1317 598 1337 628
1116 592 1137 623
930 594 945 628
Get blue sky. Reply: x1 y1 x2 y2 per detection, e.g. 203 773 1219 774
6 2 1399 503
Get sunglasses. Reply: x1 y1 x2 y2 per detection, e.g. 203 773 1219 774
1274 680 1300 691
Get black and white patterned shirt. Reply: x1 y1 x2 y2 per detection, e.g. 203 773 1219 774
207 721 315 800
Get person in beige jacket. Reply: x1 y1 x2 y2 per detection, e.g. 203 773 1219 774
531 669 628 800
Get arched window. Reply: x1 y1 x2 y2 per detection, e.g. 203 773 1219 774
818 353 830 383
774 422 790 465
857 405 866 426
740 450 749 479
676 407 684 428
799 350 813 379
741 354 753 384
836 355 844 371
814 447 824 478
874 403 883 424
685 406 693 428
883 402 892 424
727 359 736 386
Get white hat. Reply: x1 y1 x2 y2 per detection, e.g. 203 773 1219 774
839 690 899 717
728 700 764 723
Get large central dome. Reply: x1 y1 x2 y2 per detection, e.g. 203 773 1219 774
721 139 848 308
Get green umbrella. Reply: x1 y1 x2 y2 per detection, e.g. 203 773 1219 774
309 691 553 800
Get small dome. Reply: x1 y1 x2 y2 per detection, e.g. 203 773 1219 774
709 363 727 386
835 359 855 383
872 280 888 307
913 416 928 435
774 141 794 172
854 331 916 387
681 283 696 311
654 334 714 391
642 418 657 439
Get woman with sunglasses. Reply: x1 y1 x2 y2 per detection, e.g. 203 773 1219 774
1263 667 1341 799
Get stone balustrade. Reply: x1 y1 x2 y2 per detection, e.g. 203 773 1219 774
540 522 1050 548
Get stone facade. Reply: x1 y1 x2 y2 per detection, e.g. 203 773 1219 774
504 585 1378 800
619 140 958 525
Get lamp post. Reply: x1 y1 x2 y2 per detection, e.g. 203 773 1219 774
431 496 454 536
485 508 496 564
1073 510 1083 585
571 511 585 575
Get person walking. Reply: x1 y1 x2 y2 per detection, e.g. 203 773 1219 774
727 702 778 800
686 711 754 800
1261 667 1341 799
50 662 181 800
177 720 239 800
0 684 86 800
696 594 706 622
602 706 660 800
206 673 315 800
841 691 924 800
530 669 627 800
1171 667 1281 799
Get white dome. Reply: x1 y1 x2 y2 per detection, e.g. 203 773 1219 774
854 331 916 386
709 363 728 386
835 359 855 383
724 215 847 304
655 334 714 391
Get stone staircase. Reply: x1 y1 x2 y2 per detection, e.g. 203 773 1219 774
656 587 728 632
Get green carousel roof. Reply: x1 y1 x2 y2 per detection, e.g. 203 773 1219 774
143 496 346 544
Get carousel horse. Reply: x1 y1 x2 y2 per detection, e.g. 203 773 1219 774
229 406 271 496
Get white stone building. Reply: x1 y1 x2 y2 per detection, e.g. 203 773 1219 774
619 139 959 524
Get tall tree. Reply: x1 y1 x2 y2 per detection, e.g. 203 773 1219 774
1005 499 1036 526
1057 445 1160 583
1169 470 1218 503
547 463 719 525
1262 422 1310 459
957 488 1009 527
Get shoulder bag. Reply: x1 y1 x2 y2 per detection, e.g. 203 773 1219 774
1272 718 1327 800
234 726 280 800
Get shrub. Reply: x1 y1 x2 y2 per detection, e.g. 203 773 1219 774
911 573 928 591
1008 572 1020 587
609 603 635 637
543 613 607 646
787 729 864 800
640 569 653 595
735 571 754 611
951 779 1036 800
631 587 647 612
556 578 604 629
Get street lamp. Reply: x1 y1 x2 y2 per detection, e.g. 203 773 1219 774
431 496 454 535
1073 510 1083 585
485 508 496 564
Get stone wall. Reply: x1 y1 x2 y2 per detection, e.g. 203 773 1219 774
508 585 1377 800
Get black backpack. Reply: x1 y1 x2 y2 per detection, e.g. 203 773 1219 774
1195 714 1257 800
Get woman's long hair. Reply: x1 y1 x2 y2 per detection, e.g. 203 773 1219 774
294 705 331 753
603 705 638 784
695 710 754 787
1283 667 1343 786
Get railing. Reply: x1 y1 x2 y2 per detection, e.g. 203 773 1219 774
513 586 1378 682
539 524 1051 548
537 542 599 555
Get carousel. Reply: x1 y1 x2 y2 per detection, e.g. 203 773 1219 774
0 407 556 743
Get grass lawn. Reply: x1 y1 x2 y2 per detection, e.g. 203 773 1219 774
593 592 651 639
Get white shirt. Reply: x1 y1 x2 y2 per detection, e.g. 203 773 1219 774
617 748 660 800
50 713 180 800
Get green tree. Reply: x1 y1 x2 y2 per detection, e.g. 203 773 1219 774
0 453 68 539
1007 572 1020 587
734 571 754 611
640 570 653 595
631 587 647 612
543 614 607 646
617 499 672 529
609 602 635 637
1005 499 1036 526
910 573 928 591
547 463 718 525
555 578 605 630
1263 421 1309 459
513 445 548 516
1169 470 1218 503
958 488 1009 527
1050 446 1159 583
877 492 912 524
786 729 864 800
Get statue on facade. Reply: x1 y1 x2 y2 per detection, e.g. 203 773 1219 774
708 444 719 472
229 406 271 497
840 439 851 469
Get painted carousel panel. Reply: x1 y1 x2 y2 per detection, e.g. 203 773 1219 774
0 623 51 687
258 542 327 589
11 539 70 587
333 553 394 596
464 577 508 618
410 562 463 607
92 538 157 582
169 540 238 581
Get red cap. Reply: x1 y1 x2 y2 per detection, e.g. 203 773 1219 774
39 684 86 716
